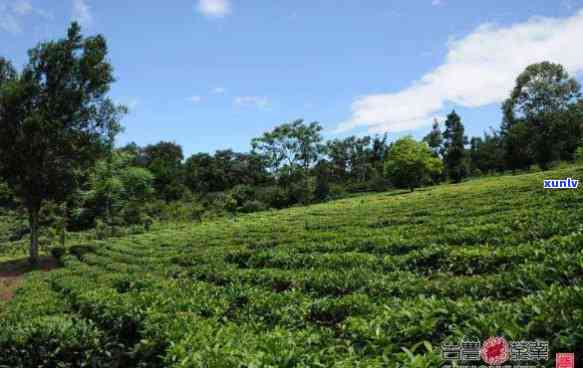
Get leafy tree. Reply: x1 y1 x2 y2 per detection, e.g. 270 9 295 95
423 118 444 157
384 137 443 192
118 142 148 166
422 119 445 183
576 146 583 163
295 122 326 184
326 138 351 181
370 133 389 172
370 134 389 161
501 121 533 173
443 110 469 183
0 180 16 209
82 150 154 232
251 120 325 184
142 141 185 201
314 160 331 202
326 135 375 183
0 23 123 264
469 129 505 175
555 101 583 161
184 153 215 193
184 150 269 194
214 150 269 189
502 61 582 169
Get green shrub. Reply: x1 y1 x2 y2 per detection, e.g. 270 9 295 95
230 184 256 206
240 200 267 213
256 185 288 208
0 316 103 368
3 166 583 367
69 244 96 260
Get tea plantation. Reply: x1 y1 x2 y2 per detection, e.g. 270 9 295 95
1 167 582 367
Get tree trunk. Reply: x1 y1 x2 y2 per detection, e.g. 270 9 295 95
29 209 40 266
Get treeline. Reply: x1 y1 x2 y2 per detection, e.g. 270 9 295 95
1 23 583 264
84 122 392 219
396 61 583 191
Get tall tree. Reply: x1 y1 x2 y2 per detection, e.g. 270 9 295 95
326 135 374 183
83 150 154 231
370 133 389 173
469 130 505 175
184 150 269 194
0 23 124 264
501 121 533 173
326 138 351 181
294 121 326 187
502 61 582 169
184 153 216 193
313 160 331 202
251 119 324 184
423 118 444 158
142 141 184 201
443 111 469 183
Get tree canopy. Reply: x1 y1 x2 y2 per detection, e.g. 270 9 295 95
384 137 443 192
443 110 469 183
251 119 325 181
0 22 124 264
502 61 583 169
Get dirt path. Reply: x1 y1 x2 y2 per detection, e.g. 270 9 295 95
0 256 60 301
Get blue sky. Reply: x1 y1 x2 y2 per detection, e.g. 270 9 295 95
2 0 583 157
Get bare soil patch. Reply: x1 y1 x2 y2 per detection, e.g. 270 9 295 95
0 256 60 301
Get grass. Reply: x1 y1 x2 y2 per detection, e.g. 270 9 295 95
1 166 582 367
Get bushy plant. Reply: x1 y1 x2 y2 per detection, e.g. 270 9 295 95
229 184 256 207
3 166 583 367
256 185 289 209
370 168 388 192
240 200 268 213
0 316 103 367
0 180 16 208
288 181 312 205
385 137 443 191
314 161 331 202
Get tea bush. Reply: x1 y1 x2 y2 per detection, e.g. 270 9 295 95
1 166 582 367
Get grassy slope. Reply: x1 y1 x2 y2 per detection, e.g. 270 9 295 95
1 166 583 367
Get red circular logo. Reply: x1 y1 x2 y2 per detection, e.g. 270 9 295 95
481 336 509 365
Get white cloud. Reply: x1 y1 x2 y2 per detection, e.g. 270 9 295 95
234 96 269 108
337 10 583 134
432 0 443 6
0 1 51 34
212 87 226 94
72 0 92 26
187 96 202 103
197 0 231 18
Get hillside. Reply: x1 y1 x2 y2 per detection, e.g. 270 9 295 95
1 166 582 367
